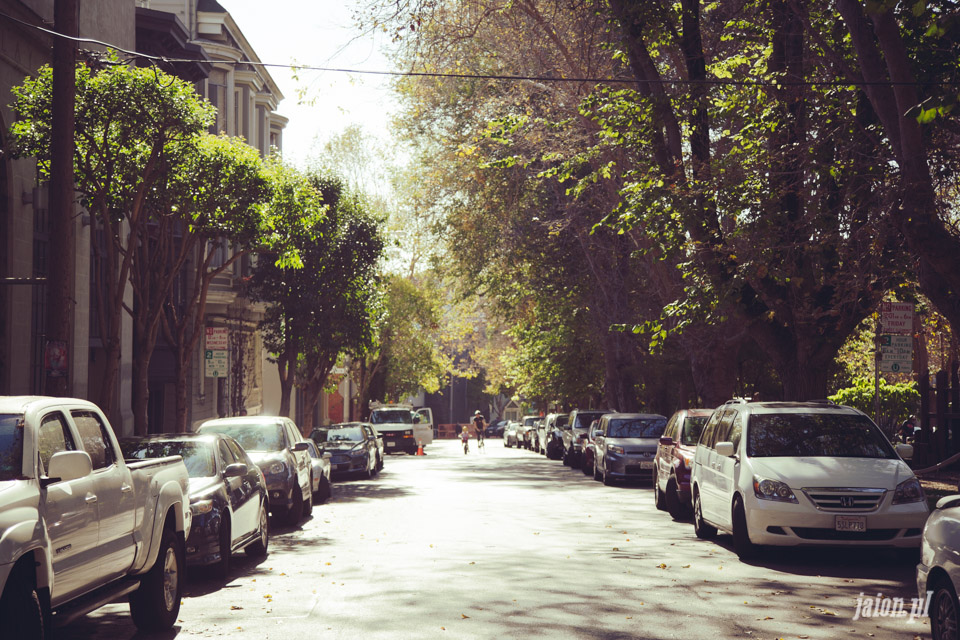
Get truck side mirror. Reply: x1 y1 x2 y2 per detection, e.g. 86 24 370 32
46 450 93 483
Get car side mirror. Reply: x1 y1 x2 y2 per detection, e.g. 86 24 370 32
224 462 248 478
895 443 914 459
292 442 309 452
936 495 960 510
322 452 332 460
659 437 674 446
715 441 735 457
46 450 93 483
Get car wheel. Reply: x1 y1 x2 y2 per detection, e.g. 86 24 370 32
377 455 384 471
216 515 231 580
931 575 960 640
665 476 688 520
732 496 757 559
693 490 717 540
129 525 183 632
284 487 303 527
302 484 313 518
562 447 571 466
315 476 331 504
654 470 667 511
246 500 269 558
602 464 614 486
593 459 602 481
0 567 45 640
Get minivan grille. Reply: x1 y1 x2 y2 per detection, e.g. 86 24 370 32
801 488 886 512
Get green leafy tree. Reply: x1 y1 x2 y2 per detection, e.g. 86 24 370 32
10 60 214 421
249 167 384 430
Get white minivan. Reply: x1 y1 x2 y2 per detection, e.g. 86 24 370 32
690 400 928 558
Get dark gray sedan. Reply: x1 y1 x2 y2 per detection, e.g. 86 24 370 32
593 413 668 486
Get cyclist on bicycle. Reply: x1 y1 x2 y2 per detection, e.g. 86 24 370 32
473 410 486 449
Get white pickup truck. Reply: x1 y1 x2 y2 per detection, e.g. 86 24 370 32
0 396 192 638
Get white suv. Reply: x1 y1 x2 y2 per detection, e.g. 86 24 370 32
690 400 928 558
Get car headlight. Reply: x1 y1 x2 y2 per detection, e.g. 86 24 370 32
892 477 925 504
350 447 367 457
268 461 286 475
191 499 214 515
753 477 798 503
608 445 624 455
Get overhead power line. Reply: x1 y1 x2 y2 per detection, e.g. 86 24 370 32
1 8 954 89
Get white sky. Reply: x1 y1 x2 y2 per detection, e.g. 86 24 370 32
219 0 398 166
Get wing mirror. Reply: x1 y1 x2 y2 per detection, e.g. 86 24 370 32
895 443 914 459
715 441 735 457
224 462 248 478
292 442 309 452
46 450 93 484
659 436 674 446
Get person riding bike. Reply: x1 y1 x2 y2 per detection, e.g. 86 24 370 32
460 425 470 454
473 410 486 450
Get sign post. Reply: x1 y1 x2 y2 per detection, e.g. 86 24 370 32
875 302 915 424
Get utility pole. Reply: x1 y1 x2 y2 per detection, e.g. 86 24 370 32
46 0 78 396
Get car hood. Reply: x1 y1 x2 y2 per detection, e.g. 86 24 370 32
188 476 221 499
247 451 286 467
749 456 913 489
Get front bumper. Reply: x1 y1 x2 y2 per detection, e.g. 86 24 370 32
185 514 224 566
742 492 929 547
328 452 370 475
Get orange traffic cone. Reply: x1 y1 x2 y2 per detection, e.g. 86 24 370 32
416 441 424 456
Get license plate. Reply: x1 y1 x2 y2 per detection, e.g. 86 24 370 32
640 461 654 469
835 515 866 532
386 442 396 447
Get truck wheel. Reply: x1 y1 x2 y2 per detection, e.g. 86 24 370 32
130 526 183 632
0 570 44 640
246 501 269 558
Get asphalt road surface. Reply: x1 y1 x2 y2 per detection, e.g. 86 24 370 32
58 439 927 639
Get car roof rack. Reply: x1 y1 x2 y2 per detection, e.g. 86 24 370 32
805 398 837 405
723 398 750 405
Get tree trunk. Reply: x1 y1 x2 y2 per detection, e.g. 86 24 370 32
602 331 639 412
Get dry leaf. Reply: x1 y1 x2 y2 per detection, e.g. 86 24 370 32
461 614 470 619
230 605 243 610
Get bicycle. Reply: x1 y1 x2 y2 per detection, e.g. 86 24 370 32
476 434 485 452
462 437 470 455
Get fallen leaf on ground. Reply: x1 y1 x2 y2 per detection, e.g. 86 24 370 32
230 606 243 610
461 614 470 619
657 563 668 569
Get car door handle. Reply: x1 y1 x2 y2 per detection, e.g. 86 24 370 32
121 484 133 493
85 494 98 504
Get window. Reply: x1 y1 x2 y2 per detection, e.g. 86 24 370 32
699 411 723 449
71 411 115 469
714 410 736 445
219 439 237 467
663 415 678 440
38 412 75 475
729 414 743 450
225 439 247 467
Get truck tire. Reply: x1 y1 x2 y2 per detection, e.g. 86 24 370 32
0 569 44 640
129 526 183 632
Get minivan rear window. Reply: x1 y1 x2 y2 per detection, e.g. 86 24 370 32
747 413 895 459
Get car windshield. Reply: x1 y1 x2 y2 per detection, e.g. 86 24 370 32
0 414 24 481
747 413 896 458
523 417 537 426
681 416 710 446
606 418 667 438
371 410 412 425
573 412 605 430
123 440 216 478
554 415 569 428
326 427 364 442
201 423 284 452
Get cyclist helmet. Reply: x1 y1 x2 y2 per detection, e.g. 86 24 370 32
474 410 481 415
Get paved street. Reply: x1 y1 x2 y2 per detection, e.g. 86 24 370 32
60 440 926 639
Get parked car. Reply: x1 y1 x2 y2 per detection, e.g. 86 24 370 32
520 417 540 450
581 419 604 476
503 421 522 447
303 440 333 503
918 494 960 640
363 423 385 471
197 416 313 526
690 399 927 560
654 408 713 519
562 410 610 468
0 396 191 635
121 433 269 579
538 413 569 458
310 423 380 478
485 420 507 438
593 413 668 485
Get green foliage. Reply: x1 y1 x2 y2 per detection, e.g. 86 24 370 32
829 378 920 436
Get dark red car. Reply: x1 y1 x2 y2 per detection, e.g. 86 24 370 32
653 408 713 519
579 419 604 477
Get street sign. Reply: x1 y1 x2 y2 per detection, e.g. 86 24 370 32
879 334 912 373
880 302 914 335
205 326 228 350
205 349 228 378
